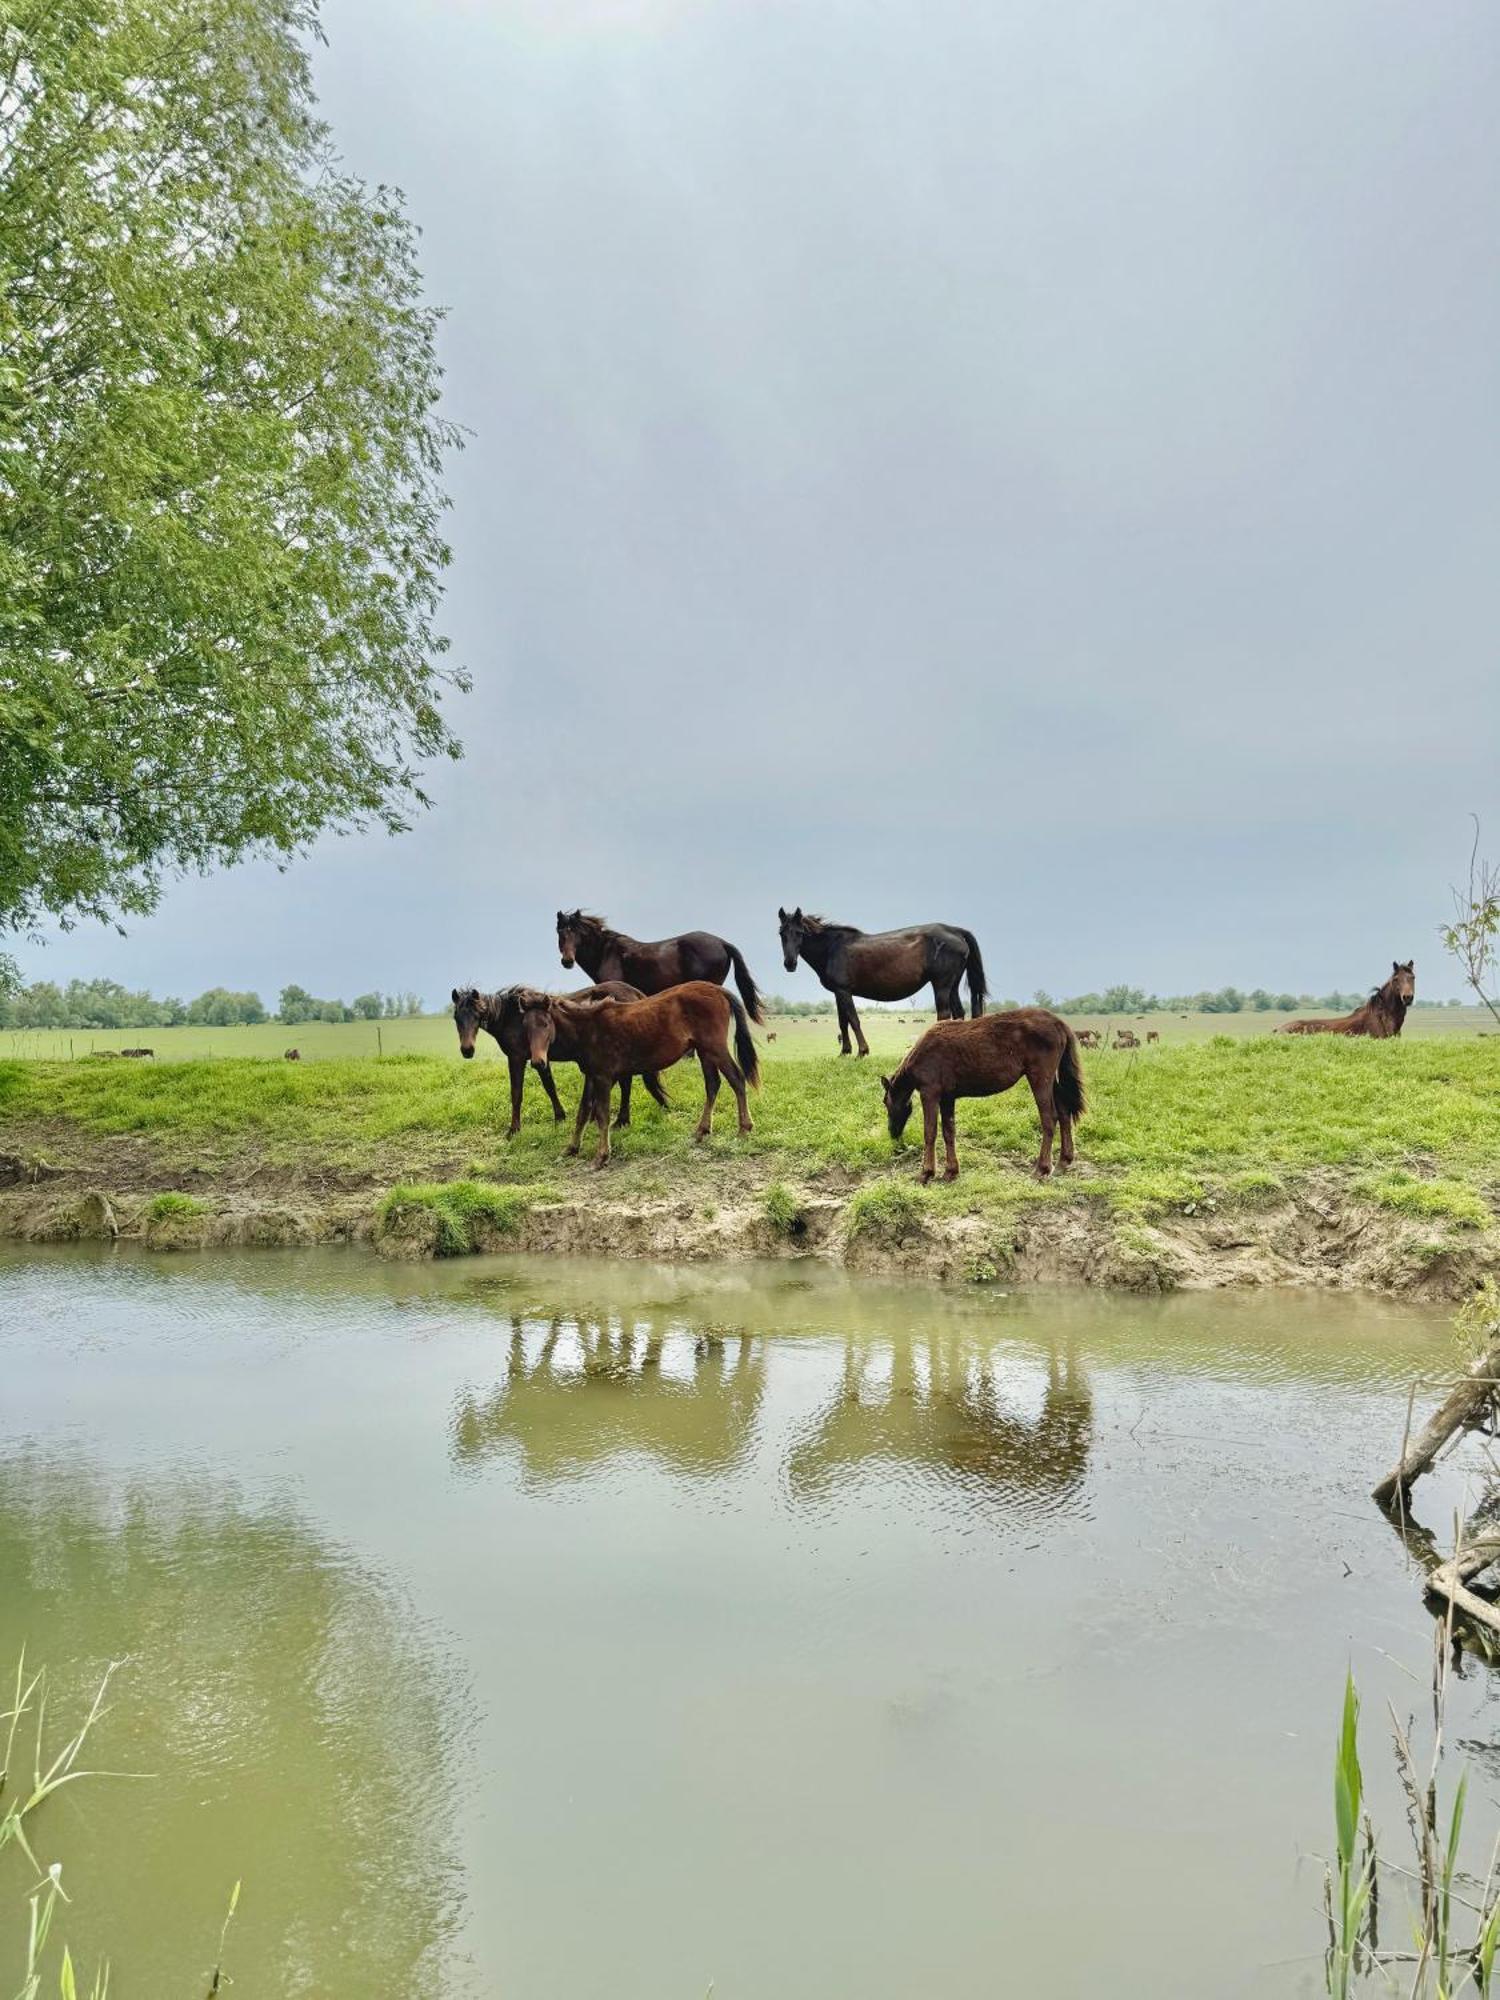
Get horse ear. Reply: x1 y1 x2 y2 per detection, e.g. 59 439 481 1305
880 1073 892 1090
451 988 459 1004
794 906 803 921
778 906 786 922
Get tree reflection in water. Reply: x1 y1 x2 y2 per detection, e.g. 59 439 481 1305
0 1455 468 2000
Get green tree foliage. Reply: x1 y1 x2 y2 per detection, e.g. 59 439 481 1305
278 982 349 1024
0 0 464 939
185 986 266 1025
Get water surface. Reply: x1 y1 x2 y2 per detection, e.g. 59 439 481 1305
1 1245 1493 1997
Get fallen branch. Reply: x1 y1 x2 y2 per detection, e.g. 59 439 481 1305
1372 1342 1500 1509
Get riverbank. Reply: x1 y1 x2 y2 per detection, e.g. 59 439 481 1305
2 1038 1497 1293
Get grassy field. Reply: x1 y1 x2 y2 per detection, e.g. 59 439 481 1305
0 1002 1491 1065
2 1027 1498 1235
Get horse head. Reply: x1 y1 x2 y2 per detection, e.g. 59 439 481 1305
881 1071 914 1140
778 906 807 974
1389 960 1415 1009
451 986 484 1059
515 988 559 1068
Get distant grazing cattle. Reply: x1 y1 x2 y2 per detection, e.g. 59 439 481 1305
284 1047 302 1062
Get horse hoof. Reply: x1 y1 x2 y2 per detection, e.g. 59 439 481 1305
943 1169 959 1183
920 1171 934 1186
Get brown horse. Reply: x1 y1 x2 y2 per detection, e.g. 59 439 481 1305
556 911 765 1023
538 981 759 1167
881 1008 1084 1182
777 908 987 1056
1280 962 1414 1038
451 983 669 1136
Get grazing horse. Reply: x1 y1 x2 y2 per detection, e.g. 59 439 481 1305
555 911 765 1023
882 1009 1085 1182
283 1047 301 1062
777 908 987 1057
1145 1030 1160 1044
538 982 759 1167
452 983 669 1136
1114 1029 1139 1050
1280 962 1415 1039
1075 1028 1101 1049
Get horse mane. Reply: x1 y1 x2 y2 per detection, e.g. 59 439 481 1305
799 913 862 941
570 912 607 934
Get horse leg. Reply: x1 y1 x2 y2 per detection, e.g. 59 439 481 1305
567 1076 593 1157
717 1047 753 1134
615 1073 633 1130
506 1052 527 1137
919 1090 938 1183
592 1077 612 1169
1027 1072 1057 1178
939 1092 959 1180
536 1060 566 1123
834 992 854 1056
847 995 870 1058
695 1054 720 1141
1057 1088 1075 1171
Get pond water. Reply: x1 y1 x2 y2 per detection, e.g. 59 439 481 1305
1 1244 1496 1998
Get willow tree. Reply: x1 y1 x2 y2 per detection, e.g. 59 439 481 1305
0 0 464 950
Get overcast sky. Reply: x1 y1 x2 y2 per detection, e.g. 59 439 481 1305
26 0 1500 1004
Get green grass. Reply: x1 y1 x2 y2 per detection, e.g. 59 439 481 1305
2 1034 1498 1234
1353 1168 1493 1229
374 1179 547 1256
143 1190 206 1220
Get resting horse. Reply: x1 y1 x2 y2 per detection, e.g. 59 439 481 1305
882 1008 1084 1182
1280 962 1414 1039
532 982 759 1168
556 910 765 1023
451 984 669 1136
778 908 987 1057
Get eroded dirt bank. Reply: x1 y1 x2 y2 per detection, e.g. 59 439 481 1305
2 1152 1495 1297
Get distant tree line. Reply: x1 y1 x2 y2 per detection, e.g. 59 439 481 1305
0 979 425 1030
1031 984 1460 1016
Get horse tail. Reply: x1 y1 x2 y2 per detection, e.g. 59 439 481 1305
726 943 766 1024
726 991 761 1090
1054 1028 1086 1122
958 929 988 1017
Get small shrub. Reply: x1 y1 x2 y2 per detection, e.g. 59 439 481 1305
144 1191 206 1220
762 1181 808 1239
963 1252 1002 1284
375 1179 547 1257
845 1179 923 1245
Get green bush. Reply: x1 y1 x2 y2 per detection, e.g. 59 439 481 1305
762 1182 808 1239
144 1191 206 1220
845 1180 924 1245
375 1180 547 1257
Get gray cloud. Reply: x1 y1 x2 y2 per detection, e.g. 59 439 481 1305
27 0 1498 1003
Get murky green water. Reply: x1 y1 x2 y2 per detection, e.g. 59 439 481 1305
1 1245 1494 1998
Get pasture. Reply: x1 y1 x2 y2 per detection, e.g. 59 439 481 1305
0 1002 1491 1066
2 1029 1498 1238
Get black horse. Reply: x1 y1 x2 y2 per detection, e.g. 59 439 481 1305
777 909 988 1057
451 983 670 1136
556 911 765 1023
